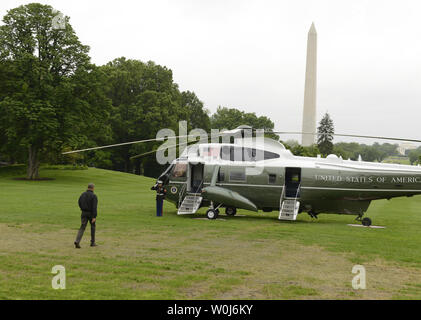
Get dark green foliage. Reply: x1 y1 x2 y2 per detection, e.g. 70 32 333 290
0 4 283 178
408 147 421 165
282 140 320 157
99 57 210 174
210 106 278 139
0 3 110 179
334 142 399 162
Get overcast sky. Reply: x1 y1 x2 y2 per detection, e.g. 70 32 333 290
1 0 421 144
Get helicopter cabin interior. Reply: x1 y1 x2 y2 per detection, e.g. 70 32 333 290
190 163 204 193
284 167 301 198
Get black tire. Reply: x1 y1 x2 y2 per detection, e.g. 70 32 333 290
206 209 218 220
362 217 372 227
225 207 237 216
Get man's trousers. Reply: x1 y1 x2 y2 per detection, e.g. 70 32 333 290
75 211 96 244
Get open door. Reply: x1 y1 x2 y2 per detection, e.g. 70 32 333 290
285 167 301 198
190 163 204 193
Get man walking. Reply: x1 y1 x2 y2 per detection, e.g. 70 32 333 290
151 180 167 216
74 183 98 248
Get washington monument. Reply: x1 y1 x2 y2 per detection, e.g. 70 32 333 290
301 22 317 146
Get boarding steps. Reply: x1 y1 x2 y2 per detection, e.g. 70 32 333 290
177 193 203 215
278 199 300 221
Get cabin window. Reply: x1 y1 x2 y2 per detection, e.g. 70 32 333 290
263 150 280 160
243 147 255 161
268 174 277 184
172 162 187 178
220 146 280 161
231 146 242 162
201 146 220 158
229 170 246 182
221 146 231 161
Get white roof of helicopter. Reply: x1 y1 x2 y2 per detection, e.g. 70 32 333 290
177 137 421 174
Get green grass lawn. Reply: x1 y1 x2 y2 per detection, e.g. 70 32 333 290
1 166 421 299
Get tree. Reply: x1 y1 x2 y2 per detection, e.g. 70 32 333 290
359 145 380 162
100 58 209 175
181 91 210 132
317 112 334 156
0 3 100 179
210 106 278 139
408 148 421 165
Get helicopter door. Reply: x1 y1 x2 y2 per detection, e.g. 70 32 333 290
285 167 301 198
190 163 204 193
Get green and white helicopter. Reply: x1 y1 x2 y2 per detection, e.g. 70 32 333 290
64 126 421 226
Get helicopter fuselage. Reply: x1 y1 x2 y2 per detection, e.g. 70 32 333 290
160 138 421 217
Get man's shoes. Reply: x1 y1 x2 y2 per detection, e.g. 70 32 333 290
90 243 97 247
74 242 81 249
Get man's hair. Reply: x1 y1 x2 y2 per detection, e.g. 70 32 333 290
88 183 95 189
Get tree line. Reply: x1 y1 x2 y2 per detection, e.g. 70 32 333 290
0 3 405 180
0 3 277 179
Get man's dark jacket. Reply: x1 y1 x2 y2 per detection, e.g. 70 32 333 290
78 190 98 218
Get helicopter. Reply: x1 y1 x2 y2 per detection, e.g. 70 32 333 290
64 125 421 226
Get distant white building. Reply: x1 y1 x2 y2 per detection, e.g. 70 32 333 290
398 143 417 156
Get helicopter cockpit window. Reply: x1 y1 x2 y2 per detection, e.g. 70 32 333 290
172 162 187 178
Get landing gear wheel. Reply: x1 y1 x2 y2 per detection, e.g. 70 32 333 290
362 217 372 227
206 209 218 220
225 207 237 216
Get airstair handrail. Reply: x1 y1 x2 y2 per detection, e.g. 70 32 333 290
279 182 286 210
293 183 301 213
178 182 187 208
193 180 204 206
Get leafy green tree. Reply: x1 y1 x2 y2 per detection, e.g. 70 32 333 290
408 149 421 165
333 142 398 162
282 141 320 157
100 58 209 175
181 91 210 132
210 106 277 139
317 112 334 156
0 3 107 179
359 145 380 162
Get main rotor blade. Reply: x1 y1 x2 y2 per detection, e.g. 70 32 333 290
273 132 421 143
62 134 201 155
129 138 200 160
63 129 238 155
